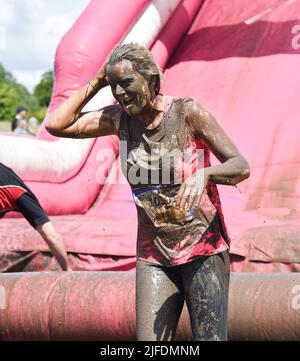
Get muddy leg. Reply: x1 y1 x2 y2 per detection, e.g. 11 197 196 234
136 259 184 341
180 251 230 341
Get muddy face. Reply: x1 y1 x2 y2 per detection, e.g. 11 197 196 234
106 59 155 118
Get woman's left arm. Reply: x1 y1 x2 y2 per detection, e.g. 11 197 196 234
176 100 250 210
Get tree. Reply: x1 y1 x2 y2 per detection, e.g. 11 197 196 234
0 83 19 120
0 63 38 121
33 71 54 107
0 63 52 122
0 64 15 83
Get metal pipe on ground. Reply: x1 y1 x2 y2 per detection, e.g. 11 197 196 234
0 272 299 340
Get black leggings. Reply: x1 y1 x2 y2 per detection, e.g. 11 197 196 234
136 251 230 341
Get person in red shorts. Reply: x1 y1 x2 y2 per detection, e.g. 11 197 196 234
0 162 68 271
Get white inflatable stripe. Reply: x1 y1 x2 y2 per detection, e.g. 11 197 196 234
0 137 93 182
123 0 181 47
0 0 180 182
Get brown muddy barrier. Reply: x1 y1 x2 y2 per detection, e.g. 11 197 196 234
0 272 299 340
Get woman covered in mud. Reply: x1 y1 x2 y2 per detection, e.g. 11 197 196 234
46 43 250 341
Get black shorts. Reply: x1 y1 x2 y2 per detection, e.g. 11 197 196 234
0 162 49 228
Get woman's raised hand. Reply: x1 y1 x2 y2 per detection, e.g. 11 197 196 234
93 63 109 89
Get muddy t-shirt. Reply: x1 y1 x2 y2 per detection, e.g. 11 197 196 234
119 97 230 267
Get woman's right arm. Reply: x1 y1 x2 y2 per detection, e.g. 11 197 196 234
46 67 121 138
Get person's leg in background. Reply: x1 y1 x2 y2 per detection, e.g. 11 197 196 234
136 259 185 341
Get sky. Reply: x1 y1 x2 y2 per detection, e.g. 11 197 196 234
0 0 90 92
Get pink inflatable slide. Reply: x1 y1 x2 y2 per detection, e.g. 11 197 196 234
0 0 299 272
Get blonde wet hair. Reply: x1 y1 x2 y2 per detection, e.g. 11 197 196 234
107 43 163 95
